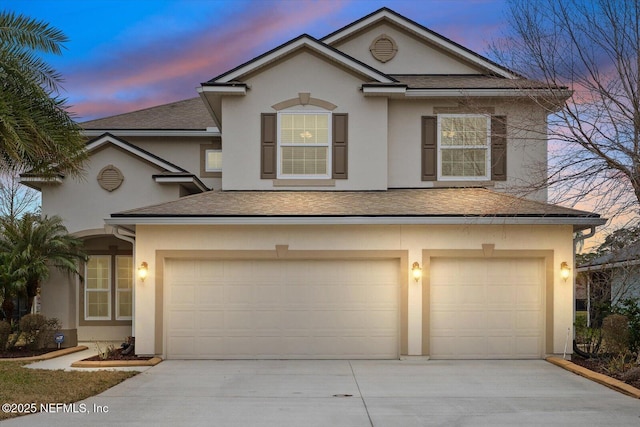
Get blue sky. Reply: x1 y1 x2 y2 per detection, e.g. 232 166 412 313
3 0 509 121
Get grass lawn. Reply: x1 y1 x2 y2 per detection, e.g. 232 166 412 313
0 361 137 420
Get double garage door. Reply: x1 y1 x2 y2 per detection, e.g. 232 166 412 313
165 259 399 359
164 257 545 359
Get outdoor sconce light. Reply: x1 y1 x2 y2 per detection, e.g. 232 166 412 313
560 261 571 282
412 262 422 282
138 262 148 282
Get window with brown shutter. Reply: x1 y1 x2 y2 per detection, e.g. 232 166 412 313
421 116 437 181
332 113 348 179
261 112 348 180
422 114 508 182
260 113 277 179
491 116 507 181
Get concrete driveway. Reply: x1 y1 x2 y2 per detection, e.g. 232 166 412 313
2 359 639 426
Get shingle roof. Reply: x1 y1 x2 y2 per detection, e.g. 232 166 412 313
389 75 557 90
112 188 599 219
580 241 640 267
81 98 215 130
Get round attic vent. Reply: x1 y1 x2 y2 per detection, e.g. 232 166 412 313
97 165 124 192
369 34 398 63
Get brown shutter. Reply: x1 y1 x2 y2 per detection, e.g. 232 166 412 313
261 113 277 179
332 113 348 179
491 116 507 181
421 116 437 181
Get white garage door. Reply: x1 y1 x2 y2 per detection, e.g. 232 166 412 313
430 258 544 359
165 259 399 359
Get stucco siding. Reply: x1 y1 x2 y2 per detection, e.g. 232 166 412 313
387 99 548 201
331 22 484 75
41 147 181 233
133 224 574 357
221 49 388 191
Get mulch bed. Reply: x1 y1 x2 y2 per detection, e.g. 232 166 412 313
83 347 152 362
0 347 58 359
571 355 640 390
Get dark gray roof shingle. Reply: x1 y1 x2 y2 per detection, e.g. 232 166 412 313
82 98 215 130
112 188 599 218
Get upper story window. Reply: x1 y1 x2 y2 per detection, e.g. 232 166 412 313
437 114 491 180
278 112 331 178
205 149 222 172
422 114 506 182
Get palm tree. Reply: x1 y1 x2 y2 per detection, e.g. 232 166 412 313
0 214 86 314
0 252 25 324
0 11 87 177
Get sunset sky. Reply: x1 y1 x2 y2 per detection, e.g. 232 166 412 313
3 0 509 122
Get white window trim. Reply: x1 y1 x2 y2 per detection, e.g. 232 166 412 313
84 255 111 321
437 114 491 181
277 110 332 179
115 255 133 321
204 149 222 172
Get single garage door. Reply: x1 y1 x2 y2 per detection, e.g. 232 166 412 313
165 259 399 359
430 258 544 359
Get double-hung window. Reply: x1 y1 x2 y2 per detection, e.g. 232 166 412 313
84 255 133 322
438 114 491 180
278 112 331 178
85 256 111 320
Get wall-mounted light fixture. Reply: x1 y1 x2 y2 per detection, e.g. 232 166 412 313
138 262 148 282
560 261 571 282
412 262 422 282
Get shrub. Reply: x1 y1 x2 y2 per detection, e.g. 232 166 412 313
0 321 10 352
19 314 60 350
602 313 629 355
613 298 640 353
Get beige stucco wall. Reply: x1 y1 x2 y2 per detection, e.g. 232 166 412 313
387 99 548 201
41 146 181 234
331 22 484 74
133 223 574 357
128 135 221 190
221 49 388 191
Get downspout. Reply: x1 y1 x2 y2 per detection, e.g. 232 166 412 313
572 226 597 355
110 225 136 338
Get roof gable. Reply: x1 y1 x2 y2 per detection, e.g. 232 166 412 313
322 7 518 78
85 133 187 173
205 34 396 84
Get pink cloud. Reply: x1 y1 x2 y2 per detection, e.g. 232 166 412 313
67 0 342 121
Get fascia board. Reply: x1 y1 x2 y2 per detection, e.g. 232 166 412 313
215 37 395 84
404 88 572 98
322 10 517 79
153 176 209 192
197 85 247 95
105 216 606 228
576 259 640 272
362 86 407 95
83 129 220 137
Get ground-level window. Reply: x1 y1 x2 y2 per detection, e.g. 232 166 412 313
438 114 490 180
84 255 132 321
278 111 331 178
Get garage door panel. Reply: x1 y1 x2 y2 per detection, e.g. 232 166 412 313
431 258 544 359
166 259 399 359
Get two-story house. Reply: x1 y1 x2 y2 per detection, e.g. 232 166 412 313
23 8 605 359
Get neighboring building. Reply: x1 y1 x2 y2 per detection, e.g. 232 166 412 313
23 8 605 359
576 242 640 322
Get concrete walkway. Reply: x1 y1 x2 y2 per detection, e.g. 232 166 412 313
2 360 639 426
23 343 154 372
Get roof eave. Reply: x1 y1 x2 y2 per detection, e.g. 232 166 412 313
105 215 606 230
